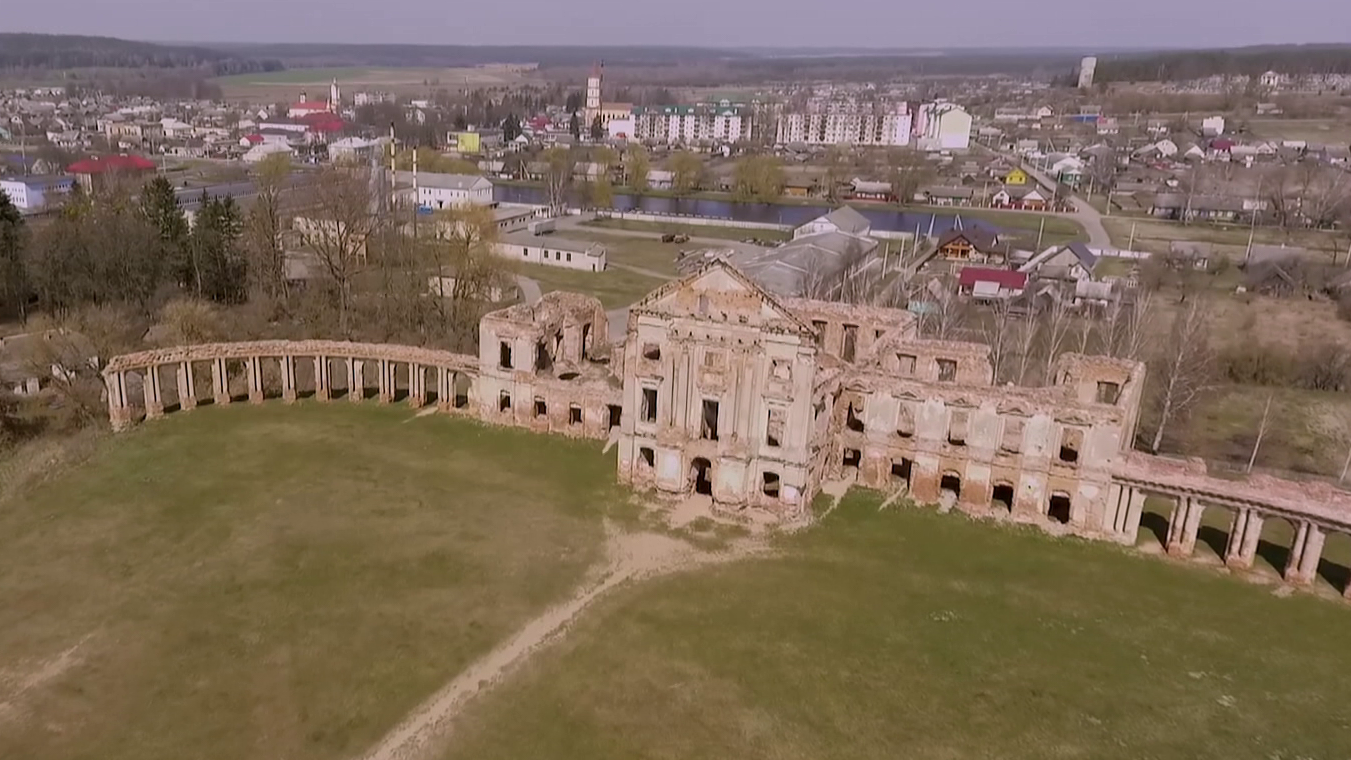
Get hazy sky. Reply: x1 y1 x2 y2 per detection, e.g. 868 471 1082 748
9 0 1351 49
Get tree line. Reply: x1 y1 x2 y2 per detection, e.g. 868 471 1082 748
0 158 512 445
0 33 282 75
1093 45 1351 84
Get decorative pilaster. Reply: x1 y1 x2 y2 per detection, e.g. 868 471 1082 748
143 365 164 419
409 363 425 408
349 359 363 403
377 359 394 404
1224 509 1263 570
1285 522 1325 586
247 357 264 404
177 361 196 411
212 358 230 405
314 356 330 401
106 371 134 431
281 356 297 403
1166 497 1204 557
1123 488 1147 545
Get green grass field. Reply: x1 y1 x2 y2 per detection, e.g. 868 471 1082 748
583 218 792 244
557 230 685 275
442 491 1351 760
0 405 627 760
518 261 669 308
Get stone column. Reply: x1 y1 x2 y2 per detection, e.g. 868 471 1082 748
376 359 392 403
1285 522 1325 586
176 361 197 411
1224 509 1265 570
436 367 450 410
314 356 330 402
143 365 164 419
349 359 364 403
212 358 230 405
281 356 298 403
106 370 134 431
409 363 426 408
1123 487 1147 545
247 357 264 404
1166 497 1204 558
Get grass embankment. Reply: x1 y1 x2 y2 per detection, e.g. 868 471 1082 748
516 261 668 309
443 491 1351 760
583 218 792 243
1102 217 1345 258
0 405 627 760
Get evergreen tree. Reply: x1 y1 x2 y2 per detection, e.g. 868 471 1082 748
0 192 28 322
590 115 604 142
140 176 190 288
569 112 582 141
502 113 522 142
192 196 247 304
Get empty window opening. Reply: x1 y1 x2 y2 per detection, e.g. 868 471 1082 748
762 471 782 498
896 353 917 375
639 447 656 468
607 404 622 430
811 320 827 347
691 457 713 496
534 398 547 417
581 323 592 360
1096 381 1121 404
569 404 583 425
846 400 865 433
1059 428 1084 465
1049 493 1073 524
498 341 514 370
842 447 862 469
535 341 552 372
992 483 1015 512
940 473 962 499
1000 418 1024 453
642 343 661 361
641 387 658 423
499 391 512 412
896 404 915 438
701 399 720 441
937 358 957 382
948 409 969 446
766 407 786 448
891 458 913 485
842 324 858 362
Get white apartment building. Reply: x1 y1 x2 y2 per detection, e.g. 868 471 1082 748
775 101 912 147
631 105 750 145
914 102 972 152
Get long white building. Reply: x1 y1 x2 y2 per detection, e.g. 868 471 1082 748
627 105 751 145
775 102 912 147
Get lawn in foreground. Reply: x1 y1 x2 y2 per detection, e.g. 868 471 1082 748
443 491 1351 760
0 404 626 760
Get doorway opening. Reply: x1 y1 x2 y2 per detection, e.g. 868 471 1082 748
690 457 713 496
992 483 1015 512
1049 493 1073 524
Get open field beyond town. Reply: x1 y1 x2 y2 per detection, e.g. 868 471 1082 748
1248 117 1351 146
442 490 1351 760
1101 216 1348 258
0 405 626 760
212 66 528 100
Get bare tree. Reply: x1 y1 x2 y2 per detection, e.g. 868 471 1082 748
916 278 968 340
1148 296 1216 453
299 165 379 336
1040 290 1075 384
543 147 574 214
980 297 1020 383
1246 392 1274 473
433 204 510 352
244 152 292 304
1120 288 1154 360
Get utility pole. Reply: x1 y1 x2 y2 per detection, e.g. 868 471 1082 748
1036 216 1046 250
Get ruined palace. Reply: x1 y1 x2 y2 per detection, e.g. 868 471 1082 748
104 260 1351 597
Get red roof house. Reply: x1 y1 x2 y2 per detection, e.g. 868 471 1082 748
958 266 1028 298
66 155 156 188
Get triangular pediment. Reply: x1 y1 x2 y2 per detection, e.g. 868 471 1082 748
632 260 814 334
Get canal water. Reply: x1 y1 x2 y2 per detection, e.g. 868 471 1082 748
493 184 994 235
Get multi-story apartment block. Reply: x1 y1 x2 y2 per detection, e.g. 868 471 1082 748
775 100 912 147
630 104 750 145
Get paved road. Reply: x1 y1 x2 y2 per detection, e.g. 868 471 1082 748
976 145 1114 248
514 274 543 304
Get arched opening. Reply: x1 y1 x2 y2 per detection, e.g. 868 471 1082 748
1195 506 1235 563
1048 492 1072 524
453 373 472 409
1318 531 1351 596
890 458 913 488
1253 517 1300 579
841 447 862 471
422 365 439 405
690 457 713 496
762 471 781 499
392 362 410 402
991 482 1015 512
939 473 962 500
